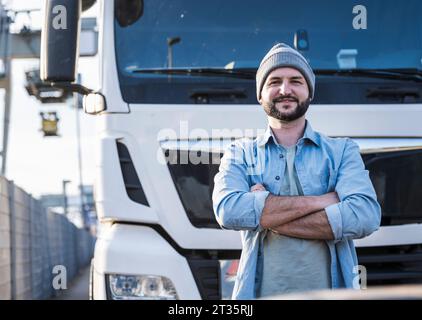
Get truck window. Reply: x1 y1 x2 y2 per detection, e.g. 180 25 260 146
114 0 422 104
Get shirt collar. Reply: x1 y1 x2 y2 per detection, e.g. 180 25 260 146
257 120 320 147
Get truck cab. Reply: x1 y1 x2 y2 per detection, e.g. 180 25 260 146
42 0 422 299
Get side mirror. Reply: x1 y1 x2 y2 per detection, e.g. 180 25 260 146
41 0 105 114
40 0 81 82
83 92 107 114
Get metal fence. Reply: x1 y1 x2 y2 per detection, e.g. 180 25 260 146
0 176 11 299
0 176 95 300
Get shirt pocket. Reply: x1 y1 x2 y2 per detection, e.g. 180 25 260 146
307 170 330 195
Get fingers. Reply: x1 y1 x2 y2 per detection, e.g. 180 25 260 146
250 183 266 192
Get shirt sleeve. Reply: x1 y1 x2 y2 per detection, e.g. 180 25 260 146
212 141 270 231
325 139 381 242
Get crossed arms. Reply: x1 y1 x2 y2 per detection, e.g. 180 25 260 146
252 183 337 240
212 139 381 241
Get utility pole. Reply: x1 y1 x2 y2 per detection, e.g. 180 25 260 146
0 6 11 176
167 37 181 69
0 58 11 176
74 75 86 228
62 179 70 216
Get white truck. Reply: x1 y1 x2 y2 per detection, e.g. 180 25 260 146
41 0 422 299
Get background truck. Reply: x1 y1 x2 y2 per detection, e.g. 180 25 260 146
41 0 422 299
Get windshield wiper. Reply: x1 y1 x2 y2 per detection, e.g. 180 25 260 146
130 67 256 79
315 68 422 82
131 67 422 82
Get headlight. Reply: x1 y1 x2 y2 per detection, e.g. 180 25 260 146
107 274 178 300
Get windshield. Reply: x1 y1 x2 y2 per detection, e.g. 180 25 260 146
114 0 422 104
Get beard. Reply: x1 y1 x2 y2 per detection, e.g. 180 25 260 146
262 95 311 122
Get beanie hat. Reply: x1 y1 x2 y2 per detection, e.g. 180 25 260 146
256 43 315 101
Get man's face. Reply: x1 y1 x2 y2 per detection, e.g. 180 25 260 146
259 67 311 122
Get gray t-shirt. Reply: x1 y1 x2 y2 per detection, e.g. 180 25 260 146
259 145 331 298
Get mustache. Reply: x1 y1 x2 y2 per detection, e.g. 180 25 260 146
272 95 299 103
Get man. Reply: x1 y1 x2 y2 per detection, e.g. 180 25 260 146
212 43 381 299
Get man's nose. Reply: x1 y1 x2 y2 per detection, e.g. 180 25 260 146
278 82 292 95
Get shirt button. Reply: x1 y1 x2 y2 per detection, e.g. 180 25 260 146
275 176 280 180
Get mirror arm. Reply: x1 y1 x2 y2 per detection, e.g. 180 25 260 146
49 82 93 95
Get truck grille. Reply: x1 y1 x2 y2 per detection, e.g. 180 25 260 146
357 244 422 285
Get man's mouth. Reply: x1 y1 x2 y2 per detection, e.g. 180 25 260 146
274 97 298 103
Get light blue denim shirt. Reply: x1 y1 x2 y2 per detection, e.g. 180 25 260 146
212 120 381 300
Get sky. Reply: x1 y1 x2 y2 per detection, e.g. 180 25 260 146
2 0 99 197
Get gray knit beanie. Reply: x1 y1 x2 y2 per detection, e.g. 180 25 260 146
256 43 315 101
